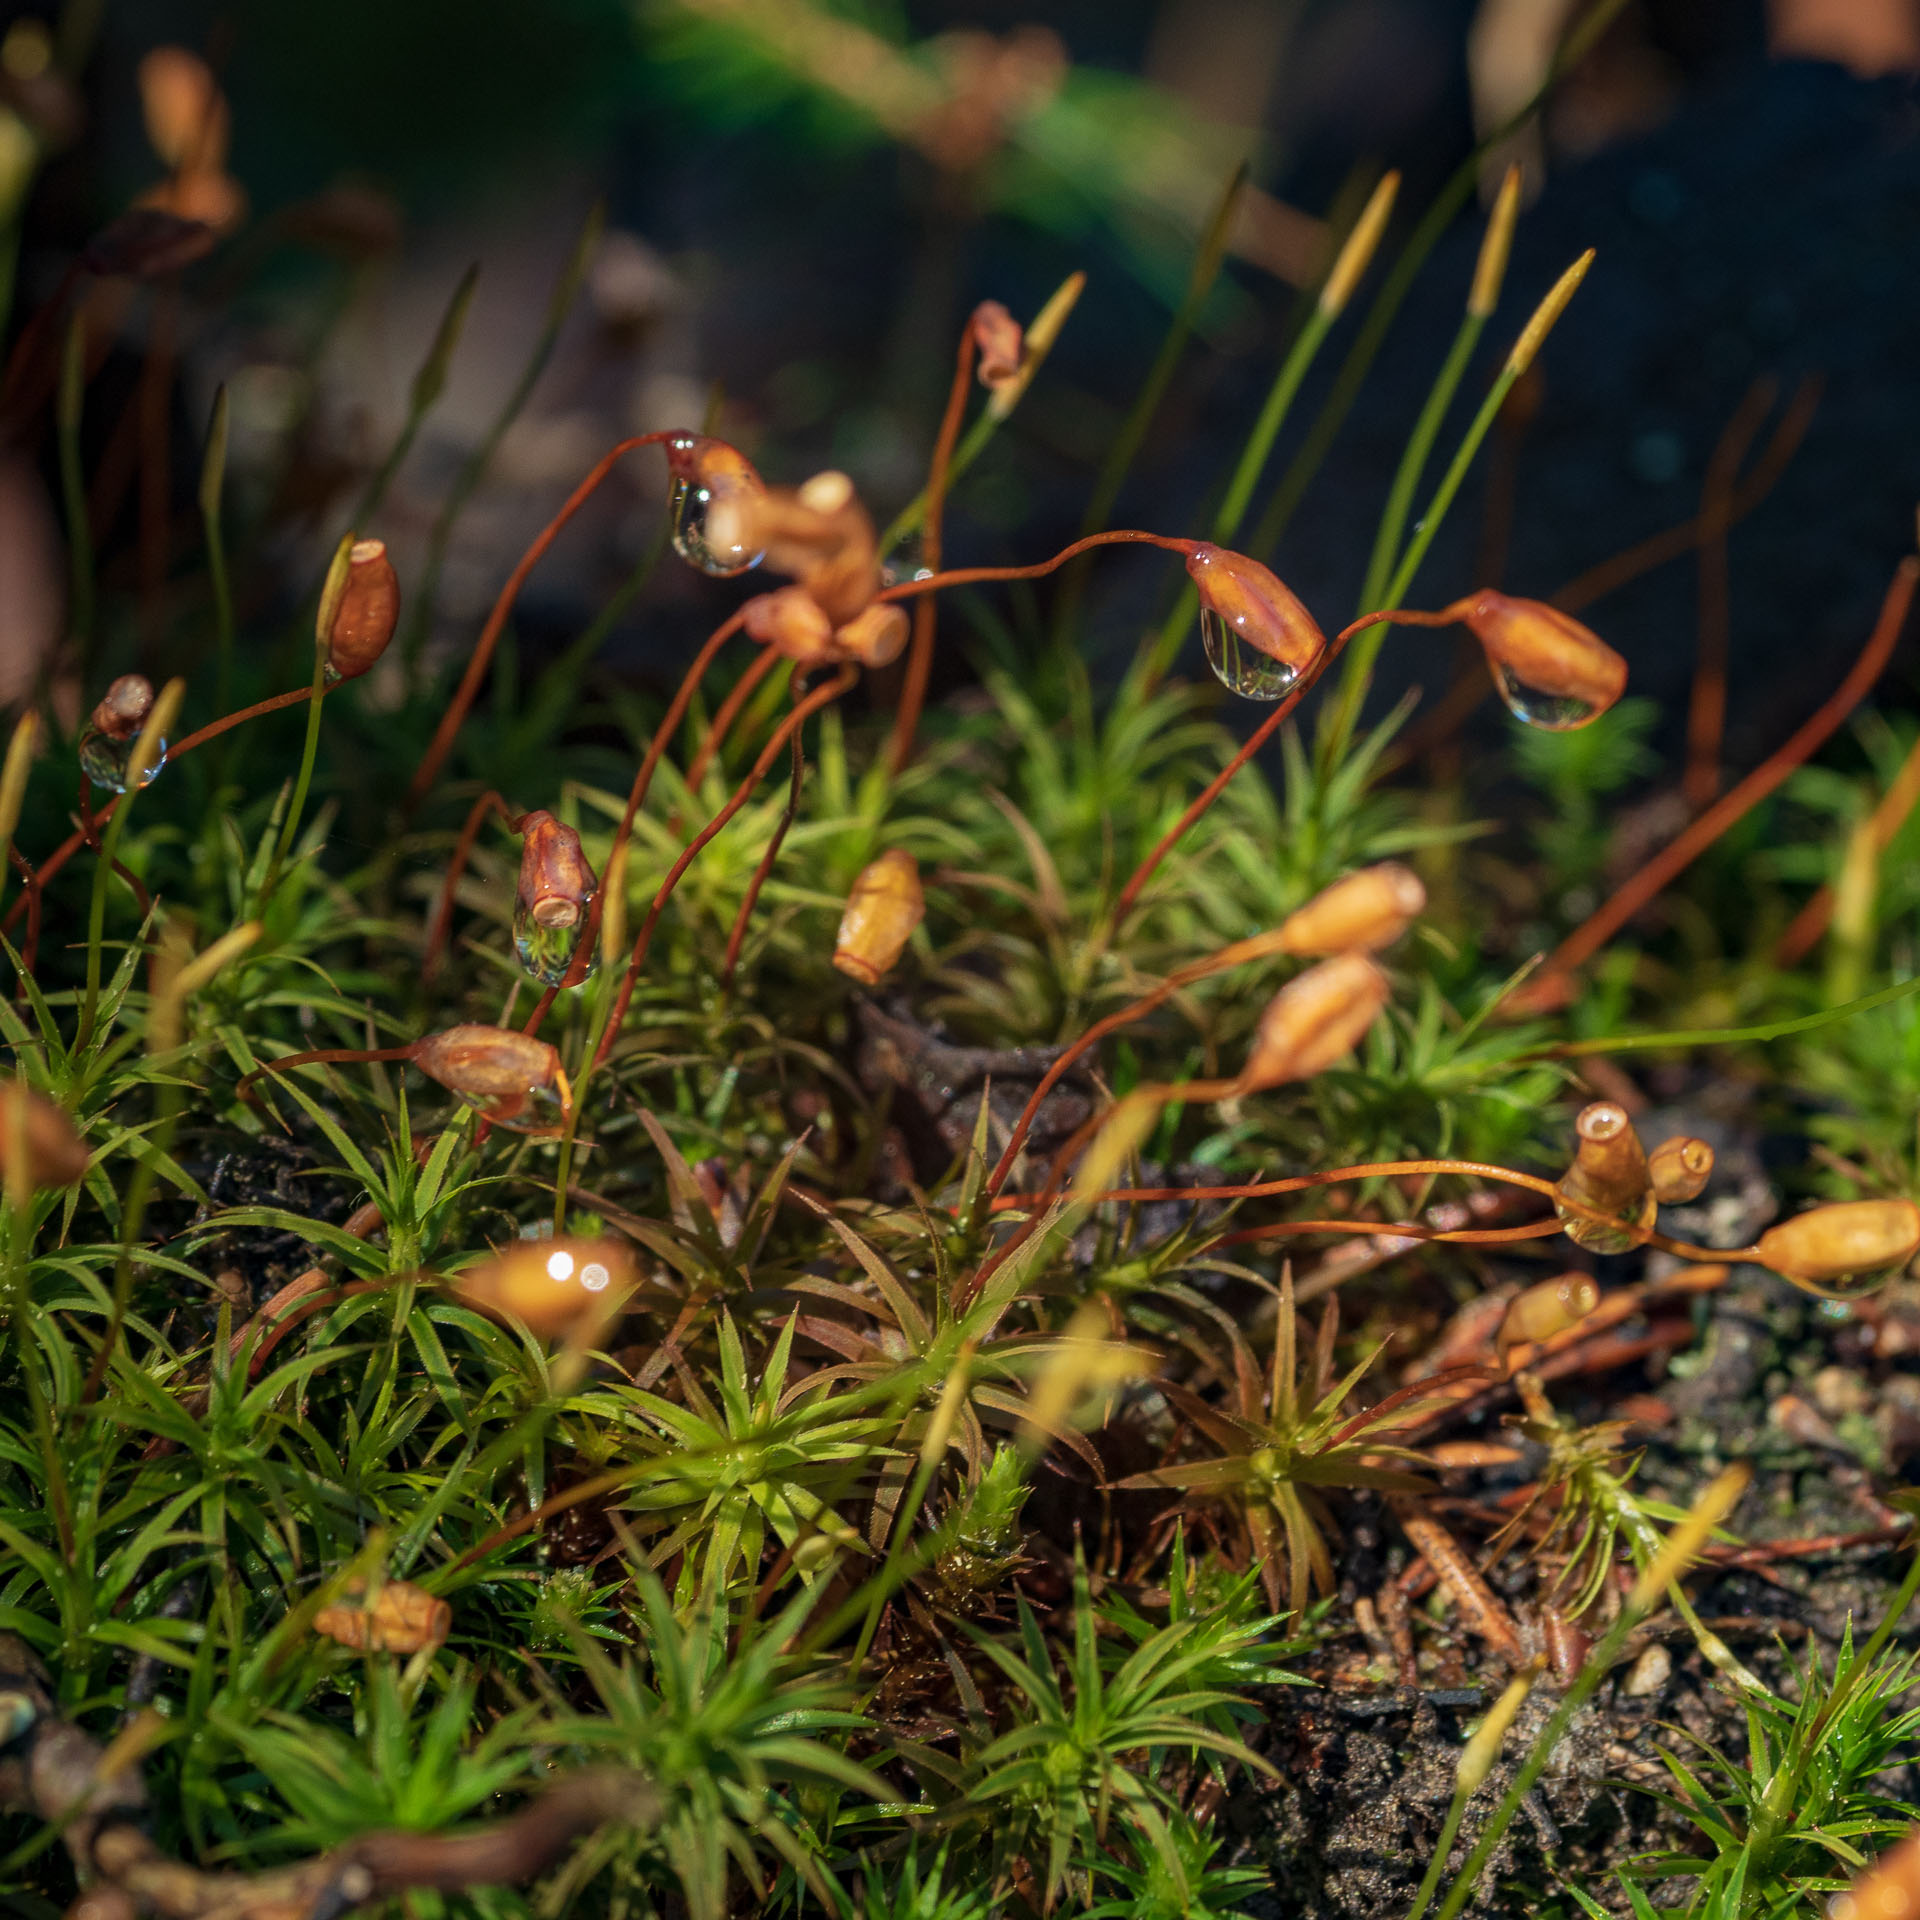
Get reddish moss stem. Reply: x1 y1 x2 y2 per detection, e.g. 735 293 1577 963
422 790 512 981
592 665 857 1069
1527 554 1919 1000
406 431 677 812
721 721 804 984
887 323 976 778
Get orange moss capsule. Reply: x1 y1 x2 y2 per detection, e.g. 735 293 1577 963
138 47 227 172
1554 1102 1653 1254
313 1578 450 1655
320 538 400 682
1497 1273 1600 1354
515 811 598 989
708 472 880 625
1185 544 1326 701
1831 1824 1920 1920
1278 863 1426 956
971 299 1023 390
409 1025 571 1134
452 1235 636 1338
742 586 836 666
833 850 924 985
1459 591 1627 730
832 600 910 670
1239 953 1389 1092
0 1084 89 1190
90 674 153 740
1753 1200 1920 1288
1648 1135 1714 1204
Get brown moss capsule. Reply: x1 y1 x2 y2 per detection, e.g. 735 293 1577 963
833 850 924 985
409 1025 571 1135
515 811 598 989
1554 1102 1653 1253
1831 1824 1920 1920
90 674 153 740
1239 953 1389 1092
1278 863 1426 956
1753 1200 1920 1287
0 1084 89 1190
971 299 1023 390
1648 1135 1714 1205
452 1235 636 1338
1497 1273 1600 1354
1541 1607 1593 1686
742 586 836 666
1459 591 1627 730
313 1578 450 1655
319 538 400 682
1186 544 1327 700
714 480 881 626
832 600 910 670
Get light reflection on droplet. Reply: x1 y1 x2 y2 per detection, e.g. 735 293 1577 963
1200 608 1300 702
1492 664 1600 731
580 1262 610 1292
513 894 597 989
546 1250 575 1282
668 477 763 578
78 727 167 793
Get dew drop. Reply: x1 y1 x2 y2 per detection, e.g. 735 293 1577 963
1553 1188 1652 1255
513 893 598 989
1200 607 1300 702
880 531 933 588
669 475 763 578
1492 664 1600 731
78 725 166 793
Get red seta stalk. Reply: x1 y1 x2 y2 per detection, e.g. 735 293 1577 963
682 643 781 797
422 791 518 981
886 323 976 778
406 431 682 812
721 722 805 985
591 664 858 1070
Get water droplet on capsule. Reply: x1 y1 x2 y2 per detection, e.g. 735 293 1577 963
512 892 597 989
78 725 166 793
1491 663 1600 731
1201 607 1301 702
665 432 763 577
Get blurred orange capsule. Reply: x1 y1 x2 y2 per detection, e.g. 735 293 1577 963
0 1084 89 1189
137 48 228 173
1754 1200 1920 1287
833 850 924 985
1458 591 1627 730
971 299 1023 390
1833 1824 1920 1920
1498 1273 1600 1354
742 586 837 666
1186 544 1326 701
1554 1102 1653 1254
409 1025 571 1134
313 1578 450 1655
832 600 910 670
1648 1135 1714 1204
1239 953 1389 1091
451 1235 637 1338
1278 863 1426 956
320 538 400 682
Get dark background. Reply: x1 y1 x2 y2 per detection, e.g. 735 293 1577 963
5 0 1918 765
